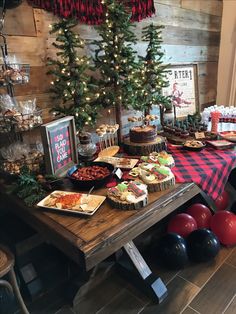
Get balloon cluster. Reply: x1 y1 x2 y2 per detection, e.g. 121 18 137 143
157 190 236 270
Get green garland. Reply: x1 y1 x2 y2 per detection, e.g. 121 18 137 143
12 168 58 206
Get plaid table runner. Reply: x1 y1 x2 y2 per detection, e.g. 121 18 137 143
168 145 236 200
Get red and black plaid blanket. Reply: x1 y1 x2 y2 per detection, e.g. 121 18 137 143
168 145 236 200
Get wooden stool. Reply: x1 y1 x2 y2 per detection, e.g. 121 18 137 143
0 245 29 314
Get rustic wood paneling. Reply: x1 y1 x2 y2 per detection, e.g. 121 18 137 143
135 24 221 46
155 0 181 8
181 0 223 17
6 36 46 66
197 62 218 107
190 263 236 314
3 0 223 122
136 43 219 63
33 9 45 37
14 66 51 95
154 3 222 31
3 1 36 36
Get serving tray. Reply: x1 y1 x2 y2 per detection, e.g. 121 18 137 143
37 190 106 216
95 156 138 169
206 140 236 149
219 131 236 143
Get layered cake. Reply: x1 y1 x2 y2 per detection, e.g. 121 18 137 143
129 163 175 193
107 181 148 210
141 151 175 168
129 125 157 143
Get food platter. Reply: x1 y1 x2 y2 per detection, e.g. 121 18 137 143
206 140 235 150
67 161 114 190
95 156 139 169
37 190 106 216
219 131 236 143
183 140 206 151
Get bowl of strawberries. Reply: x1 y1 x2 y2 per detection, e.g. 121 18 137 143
67 161 115 190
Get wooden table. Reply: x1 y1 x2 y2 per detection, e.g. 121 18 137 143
1 181 202 303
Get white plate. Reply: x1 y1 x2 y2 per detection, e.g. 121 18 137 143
37 190 106 216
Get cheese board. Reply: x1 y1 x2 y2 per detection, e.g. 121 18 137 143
37 190 106 216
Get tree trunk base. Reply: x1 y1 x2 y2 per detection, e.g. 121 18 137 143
123 137 167 156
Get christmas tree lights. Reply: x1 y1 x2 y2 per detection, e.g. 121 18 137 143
92 0 141 141
134 23 172 114
47 18 99 131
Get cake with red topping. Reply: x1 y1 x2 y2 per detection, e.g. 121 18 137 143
107 181 148 210
129 125 157 143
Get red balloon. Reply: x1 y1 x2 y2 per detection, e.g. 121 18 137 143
186 203 212 229
214 190 230 211
210 211 236 246
167 213 197 238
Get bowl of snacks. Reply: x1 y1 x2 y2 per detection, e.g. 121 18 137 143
67 161 115 190
183 140 206 151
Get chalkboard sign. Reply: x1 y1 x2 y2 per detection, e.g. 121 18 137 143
41 116 78 176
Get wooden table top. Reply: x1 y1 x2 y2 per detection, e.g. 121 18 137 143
2 182 201 271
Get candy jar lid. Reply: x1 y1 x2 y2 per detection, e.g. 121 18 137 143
78 132 92 144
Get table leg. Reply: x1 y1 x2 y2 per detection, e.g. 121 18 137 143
117 240 168 303
199 190 217 212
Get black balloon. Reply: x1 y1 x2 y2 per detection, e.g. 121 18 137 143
231 201 236 215
187 229 220 263
157 233 188 270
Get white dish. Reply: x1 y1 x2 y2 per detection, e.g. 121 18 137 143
37 190 106 216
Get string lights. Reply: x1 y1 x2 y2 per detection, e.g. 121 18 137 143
47 18 100 131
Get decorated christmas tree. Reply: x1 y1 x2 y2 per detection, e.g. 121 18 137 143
47 18 99 131
137 23 172 115
92 0 141 141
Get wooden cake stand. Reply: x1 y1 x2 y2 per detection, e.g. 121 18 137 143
123 136 167 155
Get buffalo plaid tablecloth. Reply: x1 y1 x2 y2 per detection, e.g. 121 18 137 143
168 145 236 200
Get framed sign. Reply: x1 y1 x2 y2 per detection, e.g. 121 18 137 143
41 116 78 176
162 64 199 119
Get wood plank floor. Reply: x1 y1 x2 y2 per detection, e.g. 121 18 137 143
69 246 236 314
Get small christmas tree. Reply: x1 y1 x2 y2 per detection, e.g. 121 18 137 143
47 18 99 131
137 23 172 115
92 0 141 141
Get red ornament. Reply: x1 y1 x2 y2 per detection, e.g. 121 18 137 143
210 211 236 246
186 203 212 229
167 213 197 238
214 190 230 211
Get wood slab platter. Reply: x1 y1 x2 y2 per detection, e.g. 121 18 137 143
123 136 167 155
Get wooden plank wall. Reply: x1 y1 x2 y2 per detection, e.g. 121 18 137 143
0 0 223 123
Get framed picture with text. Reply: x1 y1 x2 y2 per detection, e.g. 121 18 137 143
40 116 78 176
162 64 199 119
